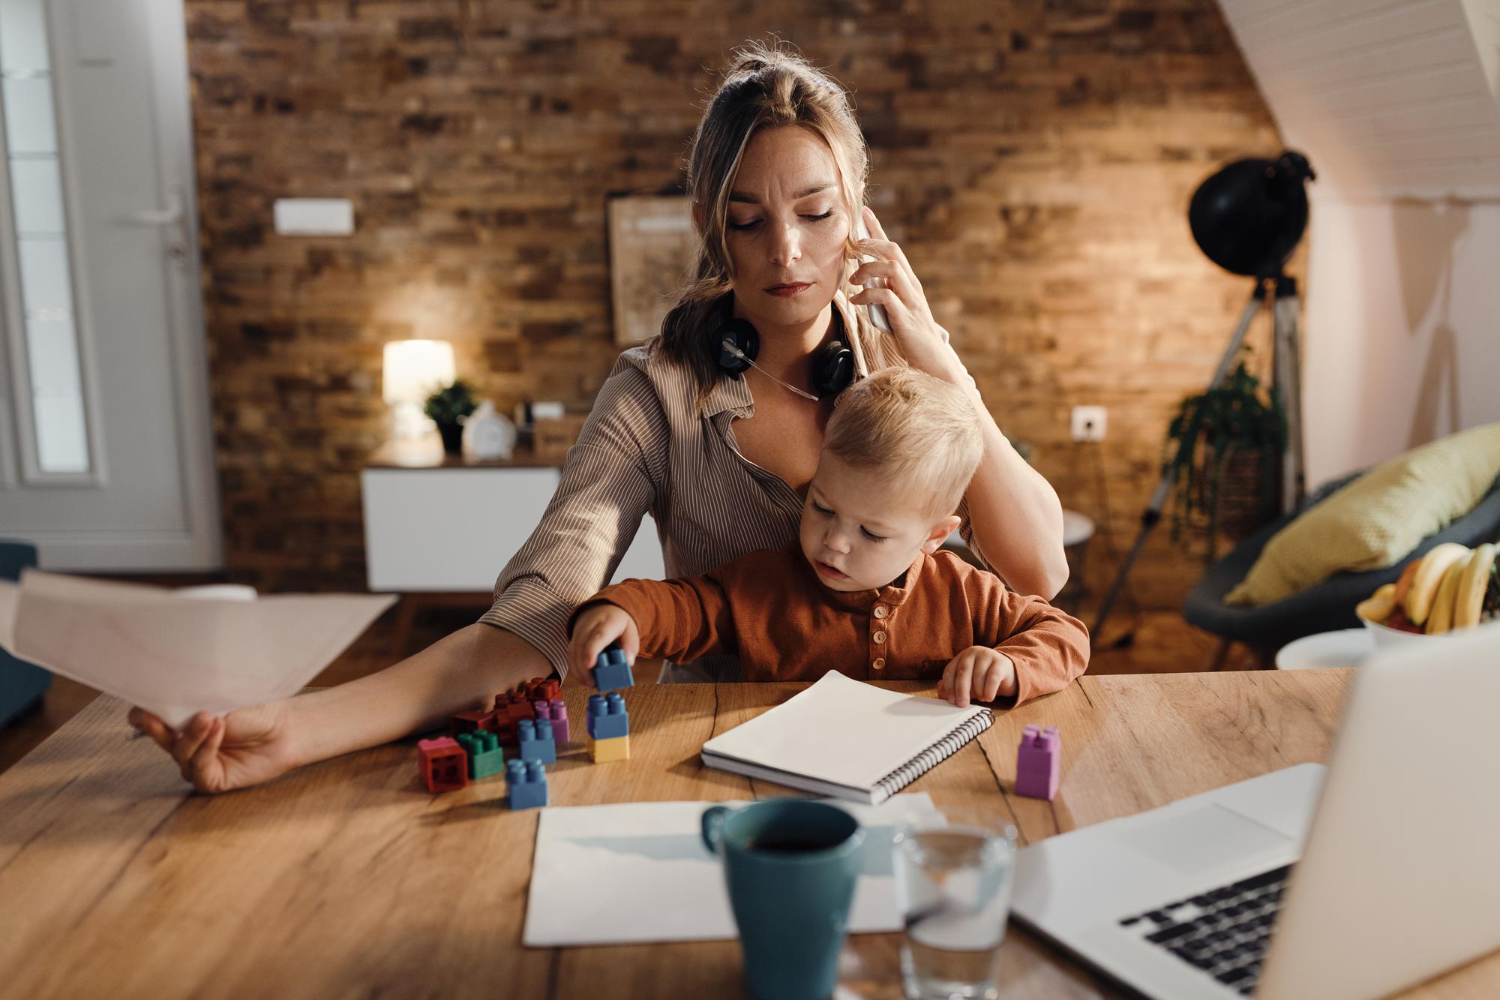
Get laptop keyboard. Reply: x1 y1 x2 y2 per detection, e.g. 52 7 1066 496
1117 864 1294 995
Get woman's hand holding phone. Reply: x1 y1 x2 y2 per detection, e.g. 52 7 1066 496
850 206 969 387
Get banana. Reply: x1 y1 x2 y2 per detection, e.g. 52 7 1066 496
1392 560 1421 609
1454 543 1497 630
1425 559 1467 634
1356 583 1397 624
1406 543 1471 626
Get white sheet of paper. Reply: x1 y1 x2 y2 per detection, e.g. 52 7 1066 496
0 570 394 727
523 794 944 947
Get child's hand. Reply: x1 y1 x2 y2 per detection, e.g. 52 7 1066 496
937 647 1017 707
567 602 640 682
127 700 299 794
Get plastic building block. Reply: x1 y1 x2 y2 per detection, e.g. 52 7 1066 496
586 692 630 741
538 698 570 744
451 709 495 736
507 759 549 810
589 734 630 763
498 691 536 723
456 730 505 779
591 643 635 693
1015 725 1061 800
418 736 469 793
517 718 557 765
519 676 561 703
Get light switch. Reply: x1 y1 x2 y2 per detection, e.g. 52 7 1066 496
273 198 354 236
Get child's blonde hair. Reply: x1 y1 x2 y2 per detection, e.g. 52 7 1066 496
823 368 984 518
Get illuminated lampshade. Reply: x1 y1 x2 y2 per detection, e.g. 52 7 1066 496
382 339 456 405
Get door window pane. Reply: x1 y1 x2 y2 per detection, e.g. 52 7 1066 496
0 0 49 74
2 75 57 154
2 0 90 475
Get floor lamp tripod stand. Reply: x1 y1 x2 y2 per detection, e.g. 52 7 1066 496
1091 151 1315 647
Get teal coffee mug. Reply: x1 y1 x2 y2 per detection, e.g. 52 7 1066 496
701 799 865 1000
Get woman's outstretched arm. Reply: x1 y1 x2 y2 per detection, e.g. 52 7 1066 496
131 623 547 792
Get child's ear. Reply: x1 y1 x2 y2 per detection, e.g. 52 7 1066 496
921 515 963 554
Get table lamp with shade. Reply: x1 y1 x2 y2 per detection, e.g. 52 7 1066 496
382 339 455 442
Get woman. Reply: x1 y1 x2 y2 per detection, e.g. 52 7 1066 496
131 43 1068 791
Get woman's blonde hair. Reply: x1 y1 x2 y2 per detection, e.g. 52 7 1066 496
823 367 983 519
653 40 904 404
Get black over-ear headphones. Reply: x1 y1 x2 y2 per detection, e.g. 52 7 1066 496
714 309 856 400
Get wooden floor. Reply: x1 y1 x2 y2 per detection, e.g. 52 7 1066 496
0 596 1264 778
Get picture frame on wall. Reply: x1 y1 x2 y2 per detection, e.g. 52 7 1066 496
607 194 698 346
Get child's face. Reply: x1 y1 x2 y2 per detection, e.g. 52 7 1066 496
799 454 959 592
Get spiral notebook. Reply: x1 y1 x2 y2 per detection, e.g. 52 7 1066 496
700 671 994 804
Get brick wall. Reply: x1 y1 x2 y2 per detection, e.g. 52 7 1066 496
186 0 1290 607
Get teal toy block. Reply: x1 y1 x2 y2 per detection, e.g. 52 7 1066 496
586 691 629 741
507 758 548 810
456 729 505 779
591 643 635 692
516 718 557 765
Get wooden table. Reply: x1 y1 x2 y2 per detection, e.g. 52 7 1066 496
2 671 1495 999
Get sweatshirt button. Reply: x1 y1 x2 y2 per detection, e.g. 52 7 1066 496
873 605 887 619
872 630 887 644
872 657 886 670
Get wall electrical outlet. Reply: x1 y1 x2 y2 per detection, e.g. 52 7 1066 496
1071 405 1107 442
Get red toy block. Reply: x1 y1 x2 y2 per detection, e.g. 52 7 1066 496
418 736 469 793
518 676 561 703
497 691 536 724
451 709 495 736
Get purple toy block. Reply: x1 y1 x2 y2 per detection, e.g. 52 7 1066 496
539 698 570 744
1015 724 1061 800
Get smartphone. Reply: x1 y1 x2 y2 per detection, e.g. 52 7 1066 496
852 212 893 334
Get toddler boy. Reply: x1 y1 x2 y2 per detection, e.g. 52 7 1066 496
567 367 1089 706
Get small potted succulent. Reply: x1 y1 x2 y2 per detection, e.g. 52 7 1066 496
423 379 478 455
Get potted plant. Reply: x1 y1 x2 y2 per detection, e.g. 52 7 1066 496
1163 354 1287 554
424 379 478 455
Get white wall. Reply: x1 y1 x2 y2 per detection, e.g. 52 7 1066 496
1303 195 1500 486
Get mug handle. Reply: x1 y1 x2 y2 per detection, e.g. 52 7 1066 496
701 805 731 855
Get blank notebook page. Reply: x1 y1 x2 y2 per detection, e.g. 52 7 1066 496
701 672 989 792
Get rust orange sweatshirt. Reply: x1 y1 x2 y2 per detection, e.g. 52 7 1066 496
576 542 1090 706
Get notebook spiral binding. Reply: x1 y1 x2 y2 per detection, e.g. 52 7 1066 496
873 708 995 799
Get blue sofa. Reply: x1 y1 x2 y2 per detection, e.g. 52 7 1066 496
0 540 51 727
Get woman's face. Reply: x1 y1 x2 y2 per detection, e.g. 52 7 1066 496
723 126 851 329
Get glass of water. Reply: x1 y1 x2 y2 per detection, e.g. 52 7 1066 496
893 809 1019 1000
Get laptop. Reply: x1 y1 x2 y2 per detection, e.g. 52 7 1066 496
1011 622 1500 999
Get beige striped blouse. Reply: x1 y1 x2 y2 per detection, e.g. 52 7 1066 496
478 293 989 682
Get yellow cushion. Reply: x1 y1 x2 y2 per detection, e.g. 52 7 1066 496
1226 423 1500 606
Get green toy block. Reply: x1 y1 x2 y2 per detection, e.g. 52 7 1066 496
457 729 505 779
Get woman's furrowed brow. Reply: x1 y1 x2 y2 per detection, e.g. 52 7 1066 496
728 182 834 204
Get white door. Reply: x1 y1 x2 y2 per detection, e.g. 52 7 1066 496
0 0 219 570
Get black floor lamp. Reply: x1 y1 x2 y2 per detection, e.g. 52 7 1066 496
1092 151 1316 646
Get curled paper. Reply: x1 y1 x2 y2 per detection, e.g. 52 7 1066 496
0 570 394 727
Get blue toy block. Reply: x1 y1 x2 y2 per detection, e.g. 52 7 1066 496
517 718 557 765
586 691 630 740
506 759 549 810
591 643 635 692
456 729 505 779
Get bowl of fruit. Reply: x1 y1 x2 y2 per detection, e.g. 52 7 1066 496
1356 542 1500 648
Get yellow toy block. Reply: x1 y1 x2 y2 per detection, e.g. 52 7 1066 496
590 734 630 763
